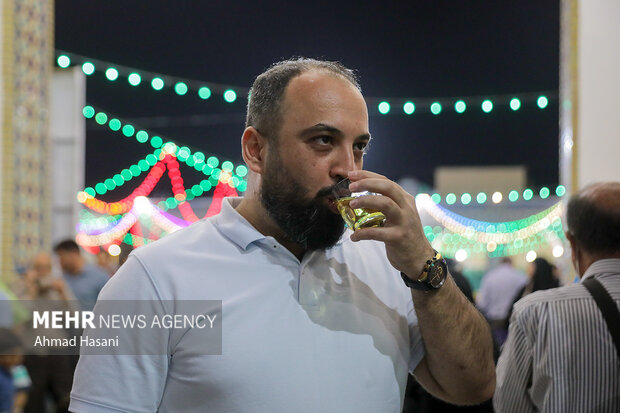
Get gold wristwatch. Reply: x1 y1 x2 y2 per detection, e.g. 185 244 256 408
401 250 448 291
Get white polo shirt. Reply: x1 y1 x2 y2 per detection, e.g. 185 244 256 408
70 197 425 413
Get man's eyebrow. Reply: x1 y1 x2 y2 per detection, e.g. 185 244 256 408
299 123 344 136
299 123 371 141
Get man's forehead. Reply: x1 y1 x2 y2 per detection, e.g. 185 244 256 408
280 70 368 126
285 69 361 97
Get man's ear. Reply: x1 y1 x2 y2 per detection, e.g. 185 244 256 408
241 127 267 175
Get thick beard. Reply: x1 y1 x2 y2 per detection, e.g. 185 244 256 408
260 151 345 251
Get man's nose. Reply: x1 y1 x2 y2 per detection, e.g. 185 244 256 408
329 147 357 181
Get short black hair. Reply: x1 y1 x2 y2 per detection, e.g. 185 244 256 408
54 239 80 254
246 58 360 141
566 189 620 254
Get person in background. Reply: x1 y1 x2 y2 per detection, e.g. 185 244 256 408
23 253 73 302
476 257 527 346
504 257 561 330
19 253 75 413
117 243 133 268
53 240 109 311
445 259 474 303
495 182 620 412
96 250 118 277
11 365 30 413
551 263 563 284
515 257 560 300
0 328 26 413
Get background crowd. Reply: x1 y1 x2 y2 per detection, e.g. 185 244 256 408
0 240 110 413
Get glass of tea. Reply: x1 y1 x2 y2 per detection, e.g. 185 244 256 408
331 178 386 231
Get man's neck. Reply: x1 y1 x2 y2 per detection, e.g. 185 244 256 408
235 197 307 261
578 251 620 278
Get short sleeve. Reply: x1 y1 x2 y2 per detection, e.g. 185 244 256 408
69 255 169 413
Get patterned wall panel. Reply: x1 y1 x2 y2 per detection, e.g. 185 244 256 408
1 0 53 280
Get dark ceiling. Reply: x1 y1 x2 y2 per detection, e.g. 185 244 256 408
55 0 560 199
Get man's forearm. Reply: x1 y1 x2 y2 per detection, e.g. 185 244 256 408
412 274 495 404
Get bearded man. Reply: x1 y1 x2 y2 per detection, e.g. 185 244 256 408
70 58 495 413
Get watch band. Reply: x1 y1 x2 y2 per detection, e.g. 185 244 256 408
401 271 434 291
401 250 446 291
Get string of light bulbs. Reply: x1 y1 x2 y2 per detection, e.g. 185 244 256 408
77 100 248 252
84 104 562 208
426 186 566 205
79 153 238 220
58 51 558 116
424 218 565 260
57 50 244 102
414 193 567 259
81 105 248 196
76 197 184 247
415 194 564 244
77 182 237 249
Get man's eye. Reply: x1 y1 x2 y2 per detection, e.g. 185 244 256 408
314 136 332 145
354 142 368 152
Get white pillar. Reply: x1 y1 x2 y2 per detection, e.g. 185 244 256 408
560 0 620 192
50 67 86 243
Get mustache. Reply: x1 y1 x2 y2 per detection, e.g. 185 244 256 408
315 183 339 200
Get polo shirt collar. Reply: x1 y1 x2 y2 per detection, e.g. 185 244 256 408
212 197 348 251
212 197 266 250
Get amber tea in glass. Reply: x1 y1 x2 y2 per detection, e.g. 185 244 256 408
332 178 386 231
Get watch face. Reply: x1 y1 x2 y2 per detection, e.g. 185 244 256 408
428 260 447 288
